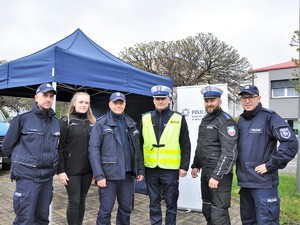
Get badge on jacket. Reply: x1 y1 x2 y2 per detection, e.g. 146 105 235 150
279 127 291 139
227 126 236 136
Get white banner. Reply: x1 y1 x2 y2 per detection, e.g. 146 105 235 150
175 84 228 211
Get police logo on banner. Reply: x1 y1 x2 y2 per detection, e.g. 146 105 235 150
279 127 291 139
227 126 236 136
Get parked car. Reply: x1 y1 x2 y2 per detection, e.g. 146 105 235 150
0 110 10 170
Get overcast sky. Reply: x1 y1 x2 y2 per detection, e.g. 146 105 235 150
1 0 299 69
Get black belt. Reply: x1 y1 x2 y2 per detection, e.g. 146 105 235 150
151 144 165 150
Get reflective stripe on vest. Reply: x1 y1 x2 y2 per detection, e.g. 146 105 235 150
142 112 182 169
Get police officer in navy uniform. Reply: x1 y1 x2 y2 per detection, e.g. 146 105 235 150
89 92 144 225
191 85 238 225
140 85 191 225
3 83 60 225
237 85 298 225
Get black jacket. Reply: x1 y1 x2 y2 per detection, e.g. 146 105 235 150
3 103 60 182
57 112 93 176
89 110 144 181
191 108 238 181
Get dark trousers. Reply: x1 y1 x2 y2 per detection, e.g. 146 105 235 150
97 173 134 225
13 178 53 225
201 168 232 225
65 173 93 225
145 167 179 225
240 187 280 225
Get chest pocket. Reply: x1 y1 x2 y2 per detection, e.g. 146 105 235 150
249 128 264 134
101 128 117 163
22 128 43 134
21 128 44 142
102 128 117 148
67 121 81 137
103 128 115 135
200 124 218 142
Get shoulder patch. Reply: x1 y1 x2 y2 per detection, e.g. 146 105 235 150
227 126 237 136
279 127 291 139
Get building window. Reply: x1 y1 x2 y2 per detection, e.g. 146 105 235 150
272 88 285 97
271 80 299 98
287 87 298 96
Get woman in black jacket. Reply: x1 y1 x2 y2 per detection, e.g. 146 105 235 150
57 92 96 225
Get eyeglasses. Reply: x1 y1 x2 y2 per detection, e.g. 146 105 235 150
240 95 258 102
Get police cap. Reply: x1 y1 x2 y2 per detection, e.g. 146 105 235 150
36 83 57 95
110 92 126 102
200 85 223 99
151 85 172 98
238 85 259 95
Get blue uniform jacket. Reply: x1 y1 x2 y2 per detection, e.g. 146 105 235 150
3 103 60 182
237 103 298 188
88 110 144 181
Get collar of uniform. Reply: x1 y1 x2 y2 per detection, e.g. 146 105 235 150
203 108 222 121
241 102 262 120
111 111 124 121
71 111 87 119
154 107 171 115
33 102 55 119
107 109 135 127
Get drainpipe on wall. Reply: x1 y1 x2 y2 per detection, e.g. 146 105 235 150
297 67 300 194
297 66 300 194
296 2 300 193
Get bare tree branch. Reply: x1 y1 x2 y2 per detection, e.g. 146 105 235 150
119 33 252 100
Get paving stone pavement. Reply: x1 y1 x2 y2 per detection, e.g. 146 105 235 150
0 169 242 225
1 158 298 224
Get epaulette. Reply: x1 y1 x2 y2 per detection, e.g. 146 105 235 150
97 114 107 121
262 107 275 114
222 112 233 121
60 116 68 122
18 110 31 116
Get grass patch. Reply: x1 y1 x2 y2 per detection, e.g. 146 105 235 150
231 171 300 224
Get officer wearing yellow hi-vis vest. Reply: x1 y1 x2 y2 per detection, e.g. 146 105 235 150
140 85 191 225
142 112 182 169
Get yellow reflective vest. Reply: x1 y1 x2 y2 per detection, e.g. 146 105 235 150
142 112 182 169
